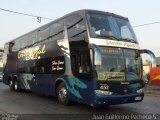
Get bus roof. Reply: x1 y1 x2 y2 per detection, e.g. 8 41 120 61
5 9 128 44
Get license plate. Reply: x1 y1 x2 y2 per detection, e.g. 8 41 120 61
135 96 141 101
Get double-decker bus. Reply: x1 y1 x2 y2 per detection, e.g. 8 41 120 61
3 10 156 107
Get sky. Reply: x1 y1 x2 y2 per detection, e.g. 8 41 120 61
0 0 160 56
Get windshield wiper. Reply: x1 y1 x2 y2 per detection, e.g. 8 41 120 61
121 38 137 43
97 35 120 41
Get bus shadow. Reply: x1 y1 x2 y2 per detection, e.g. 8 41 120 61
0 83 139 114
19 90 138 114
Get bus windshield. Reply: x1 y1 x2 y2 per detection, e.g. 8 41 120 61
96 47 142 81
86 14 138 43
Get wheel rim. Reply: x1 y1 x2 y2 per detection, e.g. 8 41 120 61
9 81 13 87
9 80 15 90
15 81 18 90
58 87 67 102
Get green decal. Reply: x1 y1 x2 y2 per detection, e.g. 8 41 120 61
67 76 87 99
20 74 35 89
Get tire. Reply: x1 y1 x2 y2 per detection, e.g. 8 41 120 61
57 82 70 105
9 80 15 91
9 79 21 92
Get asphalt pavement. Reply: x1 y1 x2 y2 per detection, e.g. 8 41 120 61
0 82 160 120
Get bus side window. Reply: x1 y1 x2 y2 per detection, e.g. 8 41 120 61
66 13 87 42
77 49 91 80
71 55 78 74
79 53 90 74
79 50 91 74
9 42 14 53
38 26 50 42
50 21 65 41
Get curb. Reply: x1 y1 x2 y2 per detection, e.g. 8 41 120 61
144 93 160 97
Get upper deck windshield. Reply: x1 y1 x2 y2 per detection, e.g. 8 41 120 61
86 13 138 43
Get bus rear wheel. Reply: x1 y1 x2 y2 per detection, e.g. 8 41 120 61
9 79 20 92
57 82 70 105
9 80 15 91
14 80 20 91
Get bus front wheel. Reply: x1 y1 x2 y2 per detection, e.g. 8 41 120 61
57 82 70 105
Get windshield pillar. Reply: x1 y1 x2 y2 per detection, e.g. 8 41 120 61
89 44 102 66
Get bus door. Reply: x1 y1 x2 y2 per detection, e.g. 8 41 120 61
70 43 93 104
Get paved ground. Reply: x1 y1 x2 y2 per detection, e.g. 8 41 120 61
0 82 160 120
144 84 160 96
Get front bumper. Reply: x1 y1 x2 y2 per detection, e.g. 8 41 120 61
92 93 144 107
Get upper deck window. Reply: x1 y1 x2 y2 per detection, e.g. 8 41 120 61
86 13 138 43
66 14 87 42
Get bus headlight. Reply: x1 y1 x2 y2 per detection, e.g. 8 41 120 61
136 88 143 94
95 90 113 95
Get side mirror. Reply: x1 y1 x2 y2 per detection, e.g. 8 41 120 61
140 49 157 67
94 48 102 65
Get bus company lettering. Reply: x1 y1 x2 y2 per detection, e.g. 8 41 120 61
106 40 136 48
18 45 46 60
106 40 122 46
52 59 64 71
124 42 136 48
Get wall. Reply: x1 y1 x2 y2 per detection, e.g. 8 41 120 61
143 65 150 74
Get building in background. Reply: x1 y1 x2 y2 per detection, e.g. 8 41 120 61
149 57 160 85
143 59 152 74
0 47 3 71
156 57 160 66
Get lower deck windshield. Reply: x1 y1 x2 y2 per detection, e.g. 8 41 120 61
96 47 142 81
